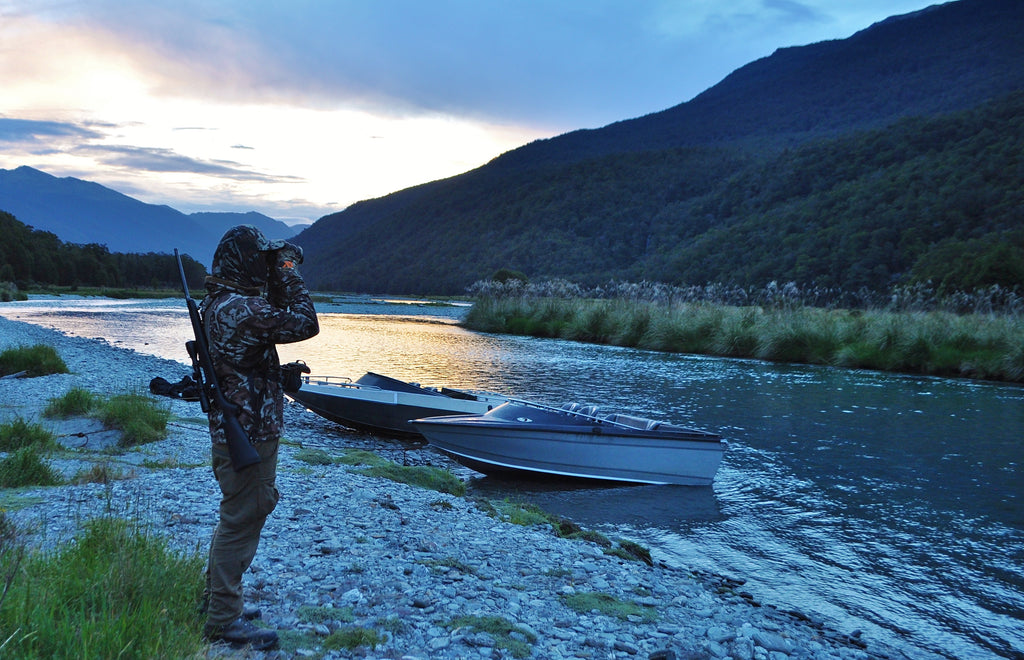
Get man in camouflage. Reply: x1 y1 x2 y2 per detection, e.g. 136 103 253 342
200 225 319 650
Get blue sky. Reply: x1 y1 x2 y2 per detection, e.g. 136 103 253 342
0 0 943 224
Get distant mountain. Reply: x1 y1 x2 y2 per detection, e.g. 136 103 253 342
189 211 296 246
0 166 296 266
294 0 1024 295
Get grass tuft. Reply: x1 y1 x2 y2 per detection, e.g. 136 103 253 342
336 448 391 467
0 445 62 488
95 393 170 447
0 344 68 378
492 499 612 546
297 604 354 624
43 387 97 418
606 539 653 565
0 516 205 658
295 447 336 465
70 462 131 485
322 626 387 652
561 591 658 623
0 418 56 453
356 463 466 496
446 614 537 659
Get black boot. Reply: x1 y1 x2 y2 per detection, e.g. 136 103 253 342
205 617 278 651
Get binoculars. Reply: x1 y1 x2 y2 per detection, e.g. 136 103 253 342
268 242 303 266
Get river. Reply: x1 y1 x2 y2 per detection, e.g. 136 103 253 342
2 295 1022 659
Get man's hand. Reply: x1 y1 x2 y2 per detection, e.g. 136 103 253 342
266 242 306 306
269 242 303 269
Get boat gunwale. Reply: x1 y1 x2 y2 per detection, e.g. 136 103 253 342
299 374 505 403
415 399 723 444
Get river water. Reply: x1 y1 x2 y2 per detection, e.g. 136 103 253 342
2 296 1022 659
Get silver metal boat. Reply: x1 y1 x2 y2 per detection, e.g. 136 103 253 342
412 400 725 485
287 372 506 438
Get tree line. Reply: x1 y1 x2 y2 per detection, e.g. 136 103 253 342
0 210 207 292
298 90 1024 297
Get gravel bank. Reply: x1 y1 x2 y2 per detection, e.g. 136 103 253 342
0 315 897 660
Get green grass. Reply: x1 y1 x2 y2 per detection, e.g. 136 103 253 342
69 462 131 485
292 447 466 495
95 392 170 447
466 297 1024 382
492 499 611 546
491 498 657 563
22 285 184 300
43 387 173 448
0 418 56 452
607 539 653 565
561 591 658 623
295 447 392 467
0 445 62 488
445 614 537 659
0 516 206 659
294 447 337 465
297 604 355 624
335 448 391 467
494 499 549 526
0 493 46 511
323 626 387 651
356 463 466 496
0 344 68 378
43 387 97 418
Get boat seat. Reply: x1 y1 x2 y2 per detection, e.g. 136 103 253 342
645 420 663 431
605 414 650 429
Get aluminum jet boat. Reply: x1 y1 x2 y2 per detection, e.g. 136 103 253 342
412 400 725 485
287 372 506 438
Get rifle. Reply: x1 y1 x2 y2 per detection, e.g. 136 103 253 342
175 249 261 471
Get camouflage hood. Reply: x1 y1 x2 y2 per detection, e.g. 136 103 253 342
206 225 286 295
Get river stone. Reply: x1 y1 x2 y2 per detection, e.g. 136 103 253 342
0 315 903 660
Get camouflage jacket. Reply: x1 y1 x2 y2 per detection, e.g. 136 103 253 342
200 227 319 445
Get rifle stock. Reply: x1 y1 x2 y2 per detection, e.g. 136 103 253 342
175 249 260 471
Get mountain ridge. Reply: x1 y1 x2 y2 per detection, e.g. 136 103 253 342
0 166 297 266
293 0 1024 295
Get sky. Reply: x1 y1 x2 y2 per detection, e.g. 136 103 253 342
1 0 943 226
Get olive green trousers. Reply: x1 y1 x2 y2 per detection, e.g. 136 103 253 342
205 440 280 628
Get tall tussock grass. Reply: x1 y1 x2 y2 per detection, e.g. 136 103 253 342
96 392 171 447
0 514 205 658
0 344 68 378
466 295 1024 383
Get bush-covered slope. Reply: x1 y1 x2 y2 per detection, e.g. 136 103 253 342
0 210 207 290
299 91 1024 295
295 0 1024 296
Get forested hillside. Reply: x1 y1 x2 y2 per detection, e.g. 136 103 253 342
0 210 207 294
295 0 1024 296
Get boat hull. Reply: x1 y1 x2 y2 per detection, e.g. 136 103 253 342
288 374 504 438
413 404 725 486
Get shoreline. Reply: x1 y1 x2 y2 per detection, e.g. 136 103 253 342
1 315 897 659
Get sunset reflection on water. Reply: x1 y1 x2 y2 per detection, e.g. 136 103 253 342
277 313 513 392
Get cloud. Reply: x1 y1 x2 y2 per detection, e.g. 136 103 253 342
763 0 824 24
0 118 103 143
74 144 303 183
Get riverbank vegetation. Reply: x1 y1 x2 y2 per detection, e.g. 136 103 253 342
1 209 208 294
43 387 171 448
0 513 205 658
464 279 1024 383
0 344 68 378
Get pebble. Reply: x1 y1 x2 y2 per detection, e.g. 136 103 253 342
0 315 896 659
